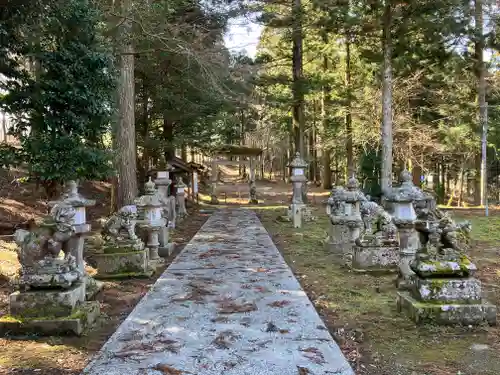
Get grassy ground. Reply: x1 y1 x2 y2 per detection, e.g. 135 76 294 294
257 206 500 375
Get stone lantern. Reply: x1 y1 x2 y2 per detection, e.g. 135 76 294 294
334 176 365 260
384 170 425 289
48 180 101 300
135 178 166 269
154 168 175 257
176 176 188 219
288 152 308 228
155 165 173 200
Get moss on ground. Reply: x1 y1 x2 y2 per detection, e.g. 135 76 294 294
258 207 500 375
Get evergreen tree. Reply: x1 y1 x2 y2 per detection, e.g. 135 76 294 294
0 0 115 197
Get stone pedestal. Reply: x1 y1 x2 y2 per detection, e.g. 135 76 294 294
398 250 496 326
92 247 151 279
96 206 152 279
0 301 99 336
352 237 399 273
397 292 496 326
94 236 151 279
10 282 85 318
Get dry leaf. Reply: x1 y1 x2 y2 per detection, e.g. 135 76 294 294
152 363 189 374
218 302 257 314
297 366 310 374
268 300 291 308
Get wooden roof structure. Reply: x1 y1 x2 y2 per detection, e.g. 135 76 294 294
169 156 192 172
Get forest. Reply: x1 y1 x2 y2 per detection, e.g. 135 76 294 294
0 0 499 206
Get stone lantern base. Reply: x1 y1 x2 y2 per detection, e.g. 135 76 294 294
0 283 100 336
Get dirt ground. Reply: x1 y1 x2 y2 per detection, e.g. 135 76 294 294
0 170 210 375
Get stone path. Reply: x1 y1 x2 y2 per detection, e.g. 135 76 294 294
83 209 354 375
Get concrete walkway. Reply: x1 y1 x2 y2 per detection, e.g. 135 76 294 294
83 209 354 375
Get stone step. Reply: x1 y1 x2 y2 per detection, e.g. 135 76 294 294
82 208 354 375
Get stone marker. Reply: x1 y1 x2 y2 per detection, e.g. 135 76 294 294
397 221 496 325
352 198 399 273
135 178 166 271
92 205 151 279
0 204 99 336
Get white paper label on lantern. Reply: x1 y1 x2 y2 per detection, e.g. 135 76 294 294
178 187 185 194
294 169 304 176
395 204 415 220
145 209 155 222
157 171 168 179
344 204 352 216
154 208 162 221
73 206 86 225
193 172 198 193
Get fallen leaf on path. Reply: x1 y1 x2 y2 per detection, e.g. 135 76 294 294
218 301 258 314
153 363 190 374
268 300 291 308
300 347 326 364
297 366 310 374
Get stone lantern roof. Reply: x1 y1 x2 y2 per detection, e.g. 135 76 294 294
385 170 425 202
340 175 366 203
136 178 163 208
288 152 307 168
48 180 96 208
177 176 187 188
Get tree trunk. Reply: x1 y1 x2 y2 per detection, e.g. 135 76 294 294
138 79 149 185
181 144 187 161
240 109 245 177
345 39 354 177
292 0 305 157
380 1 393 195
321 31 331 189
163 114 174 162
114 0 138 208
475 0 487 206
322 151 332 189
